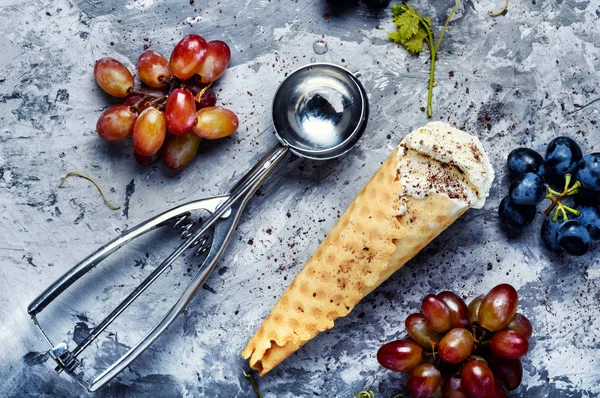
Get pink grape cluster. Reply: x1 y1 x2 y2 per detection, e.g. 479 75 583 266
94 34 238 171
377 284 533 397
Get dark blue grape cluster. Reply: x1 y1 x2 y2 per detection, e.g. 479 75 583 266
499 137 600 256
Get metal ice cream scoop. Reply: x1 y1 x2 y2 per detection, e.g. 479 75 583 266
27 63 368 391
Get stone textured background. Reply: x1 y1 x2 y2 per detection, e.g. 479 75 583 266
0 0 599 396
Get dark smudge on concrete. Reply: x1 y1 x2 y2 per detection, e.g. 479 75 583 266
23 351 49 367
123 179 135 218
72 321 93 345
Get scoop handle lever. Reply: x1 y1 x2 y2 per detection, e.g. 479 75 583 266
27 143 289 392
27 196 228 317
88 144 289 391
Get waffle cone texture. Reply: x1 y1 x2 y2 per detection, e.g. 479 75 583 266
242 123 493 375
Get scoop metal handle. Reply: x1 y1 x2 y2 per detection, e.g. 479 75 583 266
27 144 289 391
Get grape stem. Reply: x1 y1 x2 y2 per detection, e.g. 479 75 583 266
148 95 168 110
131 96 151 112
423 350 442 368
424 31 435 118
194 82 213 103
130 89 160 98
430 342 438 359
471 325 492 349
424 0 462 117
544 173 582 221
243 371 263 398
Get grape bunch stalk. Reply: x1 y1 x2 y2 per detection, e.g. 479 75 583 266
499 136 600 256
377 284 532 397
94 34 239 171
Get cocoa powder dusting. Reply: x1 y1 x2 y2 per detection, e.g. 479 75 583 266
470 143 482 162
398 149 474 204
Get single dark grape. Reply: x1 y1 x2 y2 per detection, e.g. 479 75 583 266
507 147 545 177
507 313 533 339
490 330 529 359
478 284 518 332
498 196 537 229
489 355 523 391
493 377 509 398
405 313 443 349
422 294 453 333
438 291 469 328
442 374 466 398
576 187 600 206
576 153 600 191
187 81 208 96
377 340 423 372
468 295 484 325
509 172 547 205
557 220 591 256
545 136 583 178
438 328 474 364
364 0 392 7
405 364 441 398
196 87 217 109
461 359 495 397
577 206 600 241
541 217 563 254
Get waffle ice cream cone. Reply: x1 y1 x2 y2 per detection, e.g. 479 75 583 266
242 122 495 375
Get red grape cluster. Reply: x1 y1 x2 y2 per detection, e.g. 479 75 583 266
94 34 238 171
377 284 532 397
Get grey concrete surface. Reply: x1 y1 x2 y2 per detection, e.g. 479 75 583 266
0 0 599 396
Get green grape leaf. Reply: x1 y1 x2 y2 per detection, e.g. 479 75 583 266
393 12 421 42
403 27 428 53
392 4 408 17
390 3 430 49
388 31 405 44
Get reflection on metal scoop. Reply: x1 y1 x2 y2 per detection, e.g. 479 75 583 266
26 63 368 392
299 93 344 147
